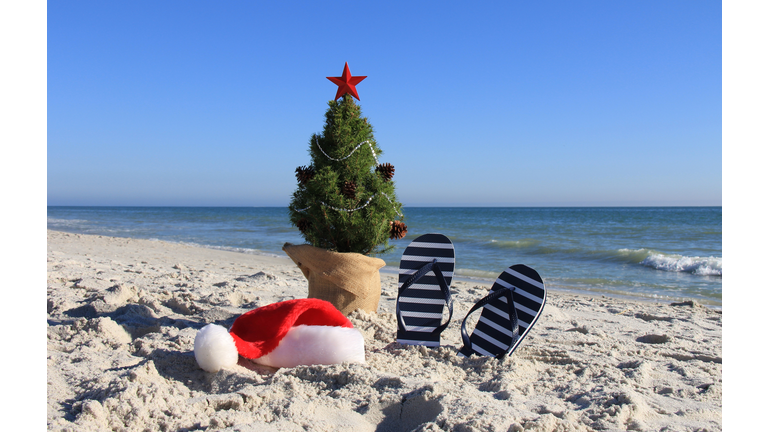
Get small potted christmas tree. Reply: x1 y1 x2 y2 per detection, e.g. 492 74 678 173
283 63 407 315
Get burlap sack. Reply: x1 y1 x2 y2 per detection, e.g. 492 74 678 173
282 243 386 316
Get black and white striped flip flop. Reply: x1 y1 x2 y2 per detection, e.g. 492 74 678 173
459 264 546 359
396 233 455 347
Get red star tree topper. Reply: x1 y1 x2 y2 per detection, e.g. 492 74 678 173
327 62 367 100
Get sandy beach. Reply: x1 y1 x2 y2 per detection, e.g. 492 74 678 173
47 230 722 431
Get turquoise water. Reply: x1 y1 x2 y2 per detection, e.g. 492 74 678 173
47 206 722 307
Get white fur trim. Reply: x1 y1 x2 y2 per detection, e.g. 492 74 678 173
194 324 239 373
254 325 366 368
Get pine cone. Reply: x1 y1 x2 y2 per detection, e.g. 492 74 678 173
342 181 357 199
296 218 310 233
295 166 315 186
389 220 408 240
376 163 395 182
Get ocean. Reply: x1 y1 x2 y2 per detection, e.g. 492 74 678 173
47 206 722 308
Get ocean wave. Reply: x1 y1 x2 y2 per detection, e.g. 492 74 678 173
47 218 90 226
615 248 654 264
179 242 286 259
488 239 540 249
454 268 501 280
619 248 722 276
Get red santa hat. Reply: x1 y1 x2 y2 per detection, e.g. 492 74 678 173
194 298 365 372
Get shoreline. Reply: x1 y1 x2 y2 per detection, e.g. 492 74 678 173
48 228 722 309
47 229 722 431
48 229 723 311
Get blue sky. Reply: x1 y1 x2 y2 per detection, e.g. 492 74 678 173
46 1 722 207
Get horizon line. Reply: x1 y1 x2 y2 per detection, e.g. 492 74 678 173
47 204 723 208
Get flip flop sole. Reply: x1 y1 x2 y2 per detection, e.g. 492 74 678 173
461 264 546 358
397 233 455 346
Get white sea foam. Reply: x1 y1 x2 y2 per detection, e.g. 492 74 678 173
488 239 540 249
639 252 722 276
177 242 286 259
47 218 90 226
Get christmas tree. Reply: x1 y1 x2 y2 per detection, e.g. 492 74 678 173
288 63 407 255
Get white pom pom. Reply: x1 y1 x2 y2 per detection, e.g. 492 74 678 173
254 325 365 368
194 324 239 373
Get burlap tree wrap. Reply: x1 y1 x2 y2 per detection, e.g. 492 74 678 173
282 243 386 316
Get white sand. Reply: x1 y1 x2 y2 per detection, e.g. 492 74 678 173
47 230 721 431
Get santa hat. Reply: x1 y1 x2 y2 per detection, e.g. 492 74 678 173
194 298 366 372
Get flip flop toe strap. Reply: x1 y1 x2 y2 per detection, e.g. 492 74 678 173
460 287 520 360
396 259 454 335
